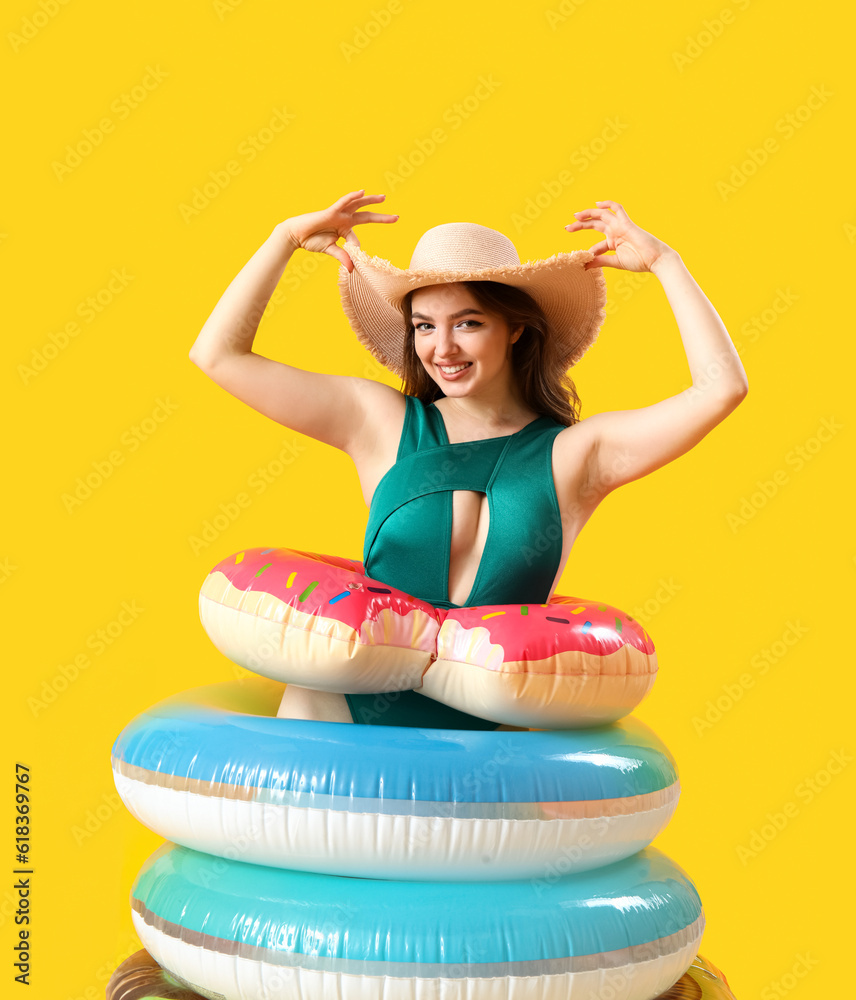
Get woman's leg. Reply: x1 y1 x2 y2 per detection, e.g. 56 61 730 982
276 686 530 728
276 685 354 723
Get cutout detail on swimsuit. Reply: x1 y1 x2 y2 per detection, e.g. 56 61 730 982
352 394 567 730
363 394 565 611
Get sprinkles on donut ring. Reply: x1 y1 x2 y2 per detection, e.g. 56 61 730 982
198 547 657 728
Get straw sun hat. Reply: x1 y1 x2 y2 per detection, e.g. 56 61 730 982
336 222 607 380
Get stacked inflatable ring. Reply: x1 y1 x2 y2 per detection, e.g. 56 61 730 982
106 950 736 1000
110 547 736 1000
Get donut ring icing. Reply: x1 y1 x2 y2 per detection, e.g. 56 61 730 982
198 547 657 728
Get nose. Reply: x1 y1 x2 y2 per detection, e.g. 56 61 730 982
435 325 459 356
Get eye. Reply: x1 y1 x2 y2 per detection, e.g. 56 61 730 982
411 319 481 332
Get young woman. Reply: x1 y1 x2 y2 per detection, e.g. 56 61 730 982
189 188 748 727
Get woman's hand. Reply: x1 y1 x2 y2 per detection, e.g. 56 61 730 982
564 201 676 273
280 189 399 272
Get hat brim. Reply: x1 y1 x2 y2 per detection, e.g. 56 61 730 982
338 240 607 379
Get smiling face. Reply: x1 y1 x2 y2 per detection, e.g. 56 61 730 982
409 283 524 398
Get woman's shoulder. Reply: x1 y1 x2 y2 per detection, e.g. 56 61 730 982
339 378 408 458
349 378 408 416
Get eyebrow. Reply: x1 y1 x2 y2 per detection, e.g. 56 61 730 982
411 308 486 320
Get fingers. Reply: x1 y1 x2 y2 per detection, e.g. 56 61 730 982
587 240 610 256
564 220 605 234
565 201 630 242
352 194 391 210
583 256 620 270
579 238 615 270
349 193 399 222
351 211 400 225
332 188 367 209
331 189 388 214
595 200 631 221
571 202 631 225
345 191 391 210
572 208 614 222
343 228 360 247
334 189 399 224
325 245 355 272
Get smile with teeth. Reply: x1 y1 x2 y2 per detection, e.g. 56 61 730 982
438 362 472 373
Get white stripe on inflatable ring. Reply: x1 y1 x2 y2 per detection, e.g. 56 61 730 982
106 948 738 1000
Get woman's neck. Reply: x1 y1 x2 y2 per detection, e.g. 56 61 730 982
435 389 538 436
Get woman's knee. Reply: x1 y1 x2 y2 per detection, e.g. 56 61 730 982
276 685 354 723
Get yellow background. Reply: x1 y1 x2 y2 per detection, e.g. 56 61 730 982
4 1 853 997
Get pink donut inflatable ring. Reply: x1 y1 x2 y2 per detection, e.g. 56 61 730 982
199 547 657 729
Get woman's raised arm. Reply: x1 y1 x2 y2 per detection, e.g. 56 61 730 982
188 190 400 453
566 201 749 497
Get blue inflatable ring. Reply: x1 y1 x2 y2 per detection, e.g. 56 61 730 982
112 676 680 880
131 842 704 1000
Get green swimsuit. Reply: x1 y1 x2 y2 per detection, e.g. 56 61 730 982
344 393 566 730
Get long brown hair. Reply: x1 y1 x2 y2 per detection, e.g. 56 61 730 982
399 280 582 427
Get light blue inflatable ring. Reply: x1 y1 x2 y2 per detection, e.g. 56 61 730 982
131 842 704 1000
112 676 680 880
